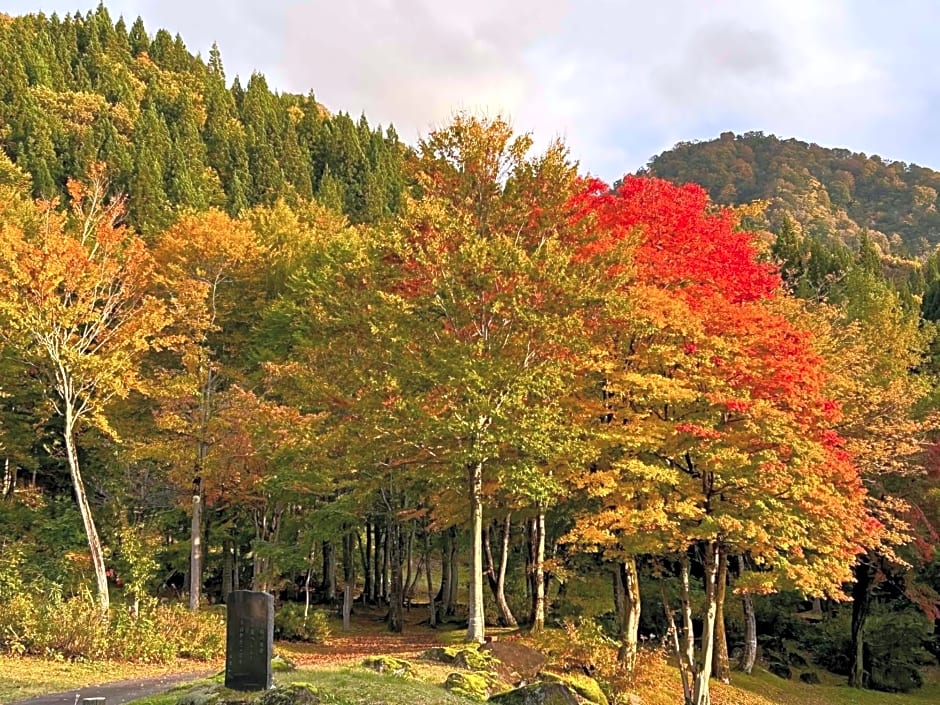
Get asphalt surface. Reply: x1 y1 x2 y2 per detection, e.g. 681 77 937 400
6 670 217 705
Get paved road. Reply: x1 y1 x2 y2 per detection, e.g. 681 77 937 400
7 670 217 705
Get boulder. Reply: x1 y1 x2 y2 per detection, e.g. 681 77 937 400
489 682 582 705
444 672 498 700
419 644 496 671
271 655 297 672
176 685 221 705
255 683 320 705
361 655 415 677
799 671 820 685
480 641 548 683
768 662 792 680
540 672 608 705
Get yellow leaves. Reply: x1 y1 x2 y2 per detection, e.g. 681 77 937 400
0 169 170 431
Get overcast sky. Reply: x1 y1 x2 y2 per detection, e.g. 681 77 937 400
7 0 940 181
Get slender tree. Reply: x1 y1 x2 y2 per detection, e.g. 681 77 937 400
0 167 169 612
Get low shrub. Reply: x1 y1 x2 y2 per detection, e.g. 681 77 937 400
273 602 332 643
0 594 225 662
536 619 633 704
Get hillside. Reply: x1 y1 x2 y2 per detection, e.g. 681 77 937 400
0 7 406 233
644 131 940 256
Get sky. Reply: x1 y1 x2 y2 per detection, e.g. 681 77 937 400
6 0 940 182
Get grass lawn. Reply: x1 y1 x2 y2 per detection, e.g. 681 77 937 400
632 654 940 705
3 610 938 705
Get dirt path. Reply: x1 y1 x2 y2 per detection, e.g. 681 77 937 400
277 605 456 667
7 670 217 705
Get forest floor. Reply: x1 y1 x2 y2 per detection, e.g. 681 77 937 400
2 605 938 705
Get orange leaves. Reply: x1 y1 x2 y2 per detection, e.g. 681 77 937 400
0 169 168 423
564 175 876 593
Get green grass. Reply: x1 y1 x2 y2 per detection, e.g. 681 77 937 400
277 667 475 705
632 653 940 705
110 665 475 705
732 667 940 705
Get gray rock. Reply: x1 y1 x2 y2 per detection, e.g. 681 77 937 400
489 682 581 705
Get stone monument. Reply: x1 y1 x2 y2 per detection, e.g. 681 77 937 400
224 590 274 691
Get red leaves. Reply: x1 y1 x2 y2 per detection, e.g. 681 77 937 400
566 173 878 585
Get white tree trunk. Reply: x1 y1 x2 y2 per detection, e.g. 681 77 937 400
466 460 485 643
189 486 202 610
531 506 546 633
692 541 720 705
63 411 109 614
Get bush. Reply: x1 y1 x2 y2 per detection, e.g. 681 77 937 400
273 602 332 643
535 619 632 703
0 594 225 662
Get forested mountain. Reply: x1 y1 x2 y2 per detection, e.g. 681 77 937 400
0 6 406 232
645 131 940 256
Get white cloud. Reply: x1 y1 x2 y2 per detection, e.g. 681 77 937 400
6 0 928 177
272 0 907 180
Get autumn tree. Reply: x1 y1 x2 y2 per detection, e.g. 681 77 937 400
812 266 936 688
565 177 879 702
385 114 627 641
149 208 262 609
0 167 169 612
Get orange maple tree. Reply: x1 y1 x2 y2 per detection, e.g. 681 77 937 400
564 176 879 703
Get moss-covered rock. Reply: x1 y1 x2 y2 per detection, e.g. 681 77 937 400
255 683 320 705
176 684 222 705
361 655 416 677
271 654 297 672
444 672 491 700
419 644 497 671
540 672 608 705
489 682 581 705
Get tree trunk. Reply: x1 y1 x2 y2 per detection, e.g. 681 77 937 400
484 521 498 593
484 518 516 625
737 556 757 674
692 540 720 705
679 552 695 670
850 557 876 688
404 522 414 607
436 529 451 622
189 477 203 611
661 578 693 705
342 531 355 631
63 412 109 614
616 556 642 673
233 542 240 591
712 550 730 683
530 506 546 633
222 538 234 602
322 541 336 604
381 526 389 603
304 562 314 619
372 523 382 604
364 519 373 604
2 457 14 498
495 513 517 627
739 591 757 673
467 460 486 643
388 518 404 632
447 528 458 614
425 525 436 627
